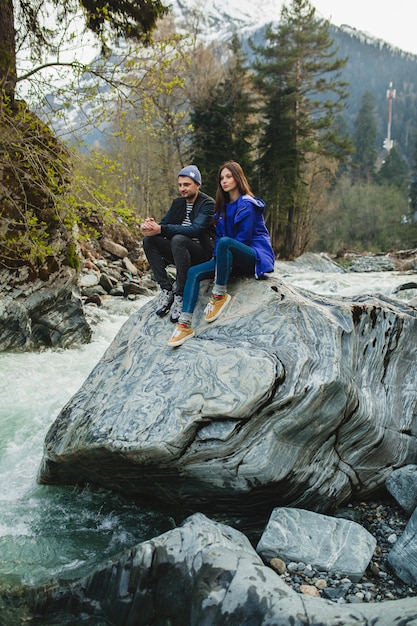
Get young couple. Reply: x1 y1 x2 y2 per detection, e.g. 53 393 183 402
141 161 275 348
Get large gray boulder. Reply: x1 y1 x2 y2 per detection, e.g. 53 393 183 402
38 273 417 516
30 513 417 625
0 267 91 351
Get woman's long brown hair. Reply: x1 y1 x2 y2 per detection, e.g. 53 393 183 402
214 161 254 217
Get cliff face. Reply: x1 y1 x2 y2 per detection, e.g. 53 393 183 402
0 102 76 276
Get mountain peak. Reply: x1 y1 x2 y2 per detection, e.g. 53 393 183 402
170 0 283 38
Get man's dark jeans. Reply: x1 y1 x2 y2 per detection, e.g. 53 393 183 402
142 234 211 296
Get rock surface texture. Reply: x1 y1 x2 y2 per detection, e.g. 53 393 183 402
256 507 376 582
386 465 417 515
31 513 417 625
38 272 417 517
388 505 417 585
0 267 91 351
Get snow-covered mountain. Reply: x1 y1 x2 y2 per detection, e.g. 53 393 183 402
40 0 286 143
169 0 283 39
169 0 414 58
37 0 417 159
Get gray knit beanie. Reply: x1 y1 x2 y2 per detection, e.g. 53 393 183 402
178 165 202 186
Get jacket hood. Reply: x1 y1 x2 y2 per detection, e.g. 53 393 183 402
241 194 266 213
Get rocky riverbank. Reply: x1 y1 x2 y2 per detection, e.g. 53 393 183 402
276 496 417 604
0 235 156 353
28 500 417 625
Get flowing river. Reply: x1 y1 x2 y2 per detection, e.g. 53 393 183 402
0 263 416 595
0 297 175 593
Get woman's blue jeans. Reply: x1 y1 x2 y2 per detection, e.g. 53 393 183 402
182 237 256 315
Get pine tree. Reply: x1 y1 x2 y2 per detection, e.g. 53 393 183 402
408 132 417 223
189 36 257 198
251 0 350 258
352 91 378 182
377 145 409 190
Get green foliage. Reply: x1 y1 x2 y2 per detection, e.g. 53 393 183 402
106 117 178 221
351 91 378 182
65 241 81 271
377 145 409 190
312 175 417 253
0 100 144 273
84 17 203 219
251 0 351 258
0 100 76 270
78 0 168 47
72 149 140 225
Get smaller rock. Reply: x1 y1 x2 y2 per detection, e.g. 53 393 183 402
269 557 286 574
386 465 417 515
322 586 349 601
122 281 151 297
109 286 125 297
300 584 321 597
100 238 129 259
347 593 364 603
84 294 102 307
315 578 327 590
79 272 100 287
82 285 108 298
99 273 117 293
257 507 376 582
304 564 315 578
287 562 299 573
123 256 138 276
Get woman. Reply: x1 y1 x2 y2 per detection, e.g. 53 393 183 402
167 161 275 347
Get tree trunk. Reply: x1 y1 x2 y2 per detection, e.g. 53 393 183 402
285 201 296 258
0 0 17 103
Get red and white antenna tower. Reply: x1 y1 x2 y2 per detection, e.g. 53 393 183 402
384 82 396 153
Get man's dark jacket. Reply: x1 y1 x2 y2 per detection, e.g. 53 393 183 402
159 191 216 257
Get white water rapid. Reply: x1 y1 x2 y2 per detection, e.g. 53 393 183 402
0 297 174 589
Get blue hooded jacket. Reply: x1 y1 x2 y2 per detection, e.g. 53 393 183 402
214 194 275 278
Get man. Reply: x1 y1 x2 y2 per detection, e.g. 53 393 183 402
140 165 215 322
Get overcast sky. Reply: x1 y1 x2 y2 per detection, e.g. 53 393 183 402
312 0 417 55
